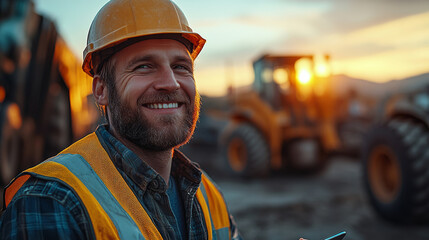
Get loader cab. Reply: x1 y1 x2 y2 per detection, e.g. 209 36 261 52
252 55 314 110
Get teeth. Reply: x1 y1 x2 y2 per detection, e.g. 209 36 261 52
147 103 178 109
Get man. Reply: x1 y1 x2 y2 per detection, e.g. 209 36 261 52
0 0 241 239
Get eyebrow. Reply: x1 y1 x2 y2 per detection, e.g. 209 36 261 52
125 54 194 70
125 55 155 69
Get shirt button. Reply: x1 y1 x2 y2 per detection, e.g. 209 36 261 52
151 180 159 189
154 193 161 201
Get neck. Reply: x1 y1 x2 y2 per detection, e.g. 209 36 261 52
132 147 174 185
108 127 174 185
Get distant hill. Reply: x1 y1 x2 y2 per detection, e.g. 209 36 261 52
385 72 429 94
330 75 381 98
331 72 429 99
200 72 429 113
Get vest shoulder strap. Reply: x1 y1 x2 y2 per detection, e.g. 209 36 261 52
60 132 162 240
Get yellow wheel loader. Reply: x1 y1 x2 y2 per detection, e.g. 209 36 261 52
219 55 341 177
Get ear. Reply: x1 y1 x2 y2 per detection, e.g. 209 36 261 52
93 75 108 106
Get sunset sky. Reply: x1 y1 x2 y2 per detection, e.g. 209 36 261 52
34 0 429 96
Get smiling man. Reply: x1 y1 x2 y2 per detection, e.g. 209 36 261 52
0 0 241 239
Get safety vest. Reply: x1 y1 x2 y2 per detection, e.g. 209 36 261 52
4 133 231 239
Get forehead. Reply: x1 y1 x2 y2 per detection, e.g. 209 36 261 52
112 39 192 63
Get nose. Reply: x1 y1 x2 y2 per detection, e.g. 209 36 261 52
153 68 180 91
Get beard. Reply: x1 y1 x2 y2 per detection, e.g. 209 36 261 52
108 87 200 151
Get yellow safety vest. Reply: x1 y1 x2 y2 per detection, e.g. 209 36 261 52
5 133 231 239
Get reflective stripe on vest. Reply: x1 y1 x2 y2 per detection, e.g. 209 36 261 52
5 132 231 239
198 178 231 239
50 155 144 239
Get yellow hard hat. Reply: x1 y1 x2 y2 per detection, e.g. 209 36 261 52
82 0 206 77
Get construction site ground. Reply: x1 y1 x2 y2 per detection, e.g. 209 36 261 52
212 156 429 240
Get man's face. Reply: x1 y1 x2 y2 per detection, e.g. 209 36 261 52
106 39 200 151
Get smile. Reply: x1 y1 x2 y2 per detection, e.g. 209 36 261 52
146 103 179 109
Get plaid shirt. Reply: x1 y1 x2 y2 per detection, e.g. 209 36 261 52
0 125 241 239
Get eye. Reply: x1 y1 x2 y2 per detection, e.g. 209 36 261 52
135 64 151 70
130 62 154 73
173 64 193 73
174 65 186 70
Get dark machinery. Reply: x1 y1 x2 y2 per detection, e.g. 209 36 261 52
0 0 96 187
362 85 429 223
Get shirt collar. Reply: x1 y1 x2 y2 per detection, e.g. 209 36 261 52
95 125 202 192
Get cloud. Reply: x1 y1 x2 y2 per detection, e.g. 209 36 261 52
319 0 429 33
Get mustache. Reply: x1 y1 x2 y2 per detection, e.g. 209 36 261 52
137 91 190 105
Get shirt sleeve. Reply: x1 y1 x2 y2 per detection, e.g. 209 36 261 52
0 178 93 240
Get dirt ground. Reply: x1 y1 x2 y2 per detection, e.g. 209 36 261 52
211 156 429 240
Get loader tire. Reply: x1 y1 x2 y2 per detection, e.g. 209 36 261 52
220 123 270 177
362 117 429 223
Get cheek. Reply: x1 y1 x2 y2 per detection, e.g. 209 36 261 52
120 77 151 104
180 78 197 101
